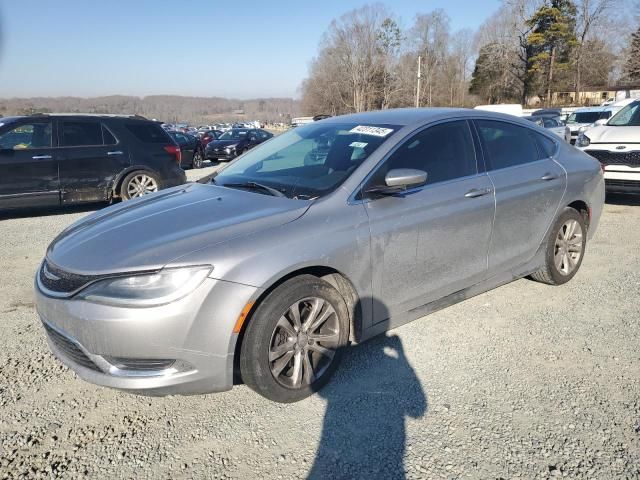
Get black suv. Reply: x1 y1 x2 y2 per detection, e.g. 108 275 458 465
0 114 187 210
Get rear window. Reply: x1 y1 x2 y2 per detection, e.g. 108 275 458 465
125 123 170 143
61 121 102 146
532 132 557 158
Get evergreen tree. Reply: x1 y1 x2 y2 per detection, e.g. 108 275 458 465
469 43 521 103
623 26 640 84
526 0 578 105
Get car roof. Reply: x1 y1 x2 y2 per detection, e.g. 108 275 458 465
318 107 532 128
573 106 607 112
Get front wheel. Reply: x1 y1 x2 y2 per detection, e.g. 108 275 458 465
530 207 587 285
240 275 350 403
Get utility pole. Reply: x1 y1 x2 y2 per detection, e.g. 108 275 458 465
416 55 422 108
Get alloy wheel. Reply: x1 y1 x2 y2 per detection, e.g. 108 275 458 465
268 297 340 389
554 219 583 275
193 152 203 168
127 174 158 198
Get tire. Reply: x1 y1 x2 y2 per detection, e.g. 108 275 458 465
530 207 587 285
240 275 350 403
192 150 203 169
120 171 160 200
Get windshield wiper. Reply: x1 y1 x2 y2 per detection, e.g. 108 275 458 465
222 182 286 197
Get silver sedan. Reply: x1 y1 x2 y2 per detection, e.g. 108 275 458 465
35 108 604 403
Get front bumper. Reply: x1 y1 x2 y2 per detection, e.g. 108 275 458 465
205 148 236 161
35 276 259 396
604 168 640 193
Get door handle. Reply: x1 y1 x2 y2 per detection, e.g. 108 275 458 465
32 155 52 160
464 187 492 198
107 150 124 156
540 173 558 181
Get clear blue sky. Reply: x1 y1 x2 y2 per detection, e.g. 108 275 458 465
0 0 500 99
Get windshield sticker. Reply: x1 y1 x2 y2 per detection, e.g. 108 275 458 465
349 125 394 137
349 141 368 148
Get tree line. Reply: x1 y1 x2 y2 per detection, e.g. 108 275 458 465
300 0 639 114
0 95 300 125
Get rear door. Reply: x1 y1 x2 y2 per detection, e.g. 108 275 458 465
57 119 129 203
474 119 566 275
0 119 59 208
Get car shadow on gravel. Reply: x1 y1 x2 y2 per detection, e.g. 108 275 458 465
0 202 105 220
605 193 640 206
309 300 428 480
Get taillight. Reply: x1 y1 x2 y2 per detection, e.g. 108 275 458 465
164 144 182 164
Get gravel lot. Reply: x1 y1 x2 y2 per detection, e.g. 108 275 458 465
1 168 639 479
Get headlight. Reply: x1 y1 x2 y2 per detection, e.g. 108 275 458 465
76 266 212 307
576 132 590 148
225 145 236 153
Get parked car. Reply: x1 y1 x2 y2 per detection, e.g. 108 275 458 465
564 105 624 144
35 109 604 403
0 114 186 209
199 129 223 149
205 128 272 161
577 100 640 193
169 131 203 169
523 116 565 138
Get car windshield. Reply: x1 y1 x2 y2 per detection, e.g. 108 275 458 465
219 129 250 140
213 122 399 199
567 112 602 124
607 102 640 126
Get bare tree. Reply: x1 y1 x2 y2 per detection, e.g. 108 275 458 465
410 10 451 106
574 0 614 100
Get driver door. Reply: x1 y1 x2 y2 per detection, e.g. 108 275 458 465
0 119 59 209
363 120 495 325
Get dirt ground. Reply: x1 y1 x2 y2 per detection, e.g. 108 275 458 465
0 181 638 479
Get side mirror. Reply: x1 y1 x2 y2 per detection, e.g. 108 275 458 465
366 168 427 196
594 118 608 127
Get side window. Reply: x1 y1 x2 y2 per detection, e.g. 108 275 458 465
370 120 477 187
543 118 558 128
0 122 52 150
125 123 170 143
532 132 557 159
475 120 539 170
102 124 117 145
259 130 270 140
61 121 102 147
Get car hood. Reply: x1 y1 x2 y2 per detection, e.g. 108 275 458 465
46 183 311 275
584 125 640 144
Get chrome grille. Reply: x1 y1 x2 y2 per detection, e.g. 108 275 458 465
586 150 640 167
43 323 101 372
104 357 175 371
39 260 97 294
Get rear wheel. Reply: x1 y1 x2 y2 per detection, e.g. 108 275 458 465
240 275 350 403
530 207 586 285
120 171 159 200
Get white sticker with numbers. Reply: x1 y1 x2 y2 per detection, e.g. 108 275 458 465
349 125 394 137
349 141 368 148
